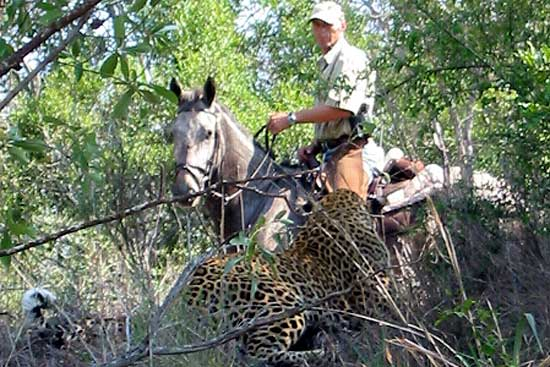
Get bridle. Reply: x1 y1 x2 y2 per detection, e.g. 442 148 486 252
174 106 223 191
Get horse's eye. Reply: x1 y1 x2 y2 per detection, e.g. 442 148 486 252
206 130 213 138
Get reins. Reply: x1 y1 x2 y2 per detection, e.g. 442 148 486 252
253 124 278 160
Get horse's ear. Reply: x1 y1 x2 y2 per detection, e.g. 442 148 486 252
170 78 182 102
203 76 216 107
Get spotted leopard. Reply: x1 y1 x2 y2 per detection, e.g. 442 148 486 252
185 189 394 366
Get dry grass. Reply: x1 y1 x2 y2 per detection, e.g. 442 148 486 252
0 193 548 367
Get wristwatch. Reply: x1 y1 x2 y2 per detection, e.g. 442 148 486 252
287 112 297 126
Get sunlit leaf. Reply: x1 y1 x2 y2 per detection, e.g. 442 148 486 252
39 9 63 26
36 2 56 11
141 90 160 104
6 210 33 236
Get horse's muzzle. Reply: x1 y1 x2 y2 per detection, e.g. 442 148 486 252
172 171 201 206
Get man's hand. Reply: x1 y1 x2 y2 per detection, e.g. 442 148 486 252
267 112 290 134
298 144 318 163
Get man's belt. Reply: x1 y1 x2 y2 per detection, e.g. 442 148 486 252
320 135 367 152
320 135 351 152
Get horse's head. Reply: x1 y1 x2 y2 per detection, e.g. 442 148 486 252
169 77 220 206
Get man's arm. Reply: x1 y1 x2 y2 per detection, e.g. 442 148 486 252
267 104 352 134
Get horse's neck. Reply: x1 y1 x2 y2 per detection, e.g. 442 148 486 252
207 106 303 240
215 106 278 186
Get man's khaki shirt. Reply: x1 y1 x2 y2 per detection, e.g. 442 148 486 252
314 37 376 143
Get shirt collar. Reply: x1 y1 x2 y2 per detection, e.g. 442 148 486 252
319 36 348 68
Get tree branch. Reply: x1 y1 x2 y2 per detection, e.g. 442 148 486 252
0 169 315 258
379 64 490 97
0 13 94 112
0 0 103 78
100 283 352 367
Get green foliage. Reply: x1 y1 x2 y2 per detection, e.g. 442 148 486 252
0 0 548 365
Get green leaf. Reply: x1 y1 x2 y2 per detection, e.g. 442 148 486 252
245 235 256 262
88 170 103 184
274 210 286 221
119 54 129 80
250 275 258 301
112 89 134 119
524 313 544 354
513 316 526 367
8 146 28 163
74 62 83 82
0 38 15 60
12 139 48 153
39 9 63 26
6 210 33 236
71 37 80 57
131 0 147 12
152 85 178 105
153 24 177 34
99 53 118 78
113 16 126 47
43 116 64 126
1 232 12 269
223 256 242 275
123 42 151 55
141 90 160 104
36 2 57 11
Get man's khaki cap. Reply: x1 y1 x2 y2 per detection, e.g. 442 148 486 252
309 1 344 25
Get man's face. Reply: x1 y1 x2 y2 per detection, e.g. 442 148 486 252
311 19 344 54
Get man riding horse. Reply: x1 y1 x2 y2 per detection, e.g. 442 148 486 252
267 1 376 201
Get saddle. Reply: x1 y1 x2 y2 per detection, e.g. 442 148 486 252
293 155 431 238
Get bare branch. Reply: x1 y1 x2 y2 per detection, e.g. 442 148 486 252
0 169 315 258
0 13 95 111
0 191 203 257
100 284 352 367
0 0 103 78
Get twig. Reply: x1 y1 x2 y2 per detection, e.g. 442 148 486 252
0 169 315 258
387 338 459 367
0 0 103 78
0 12 93 111
99 284 352 366
379 64 491 97
0 192 202 257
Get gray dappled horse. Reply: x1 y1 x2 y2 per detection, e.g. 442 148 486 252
169 77 308 251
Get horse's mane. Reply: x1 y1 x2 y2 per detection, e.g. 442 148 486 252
181 87 286 168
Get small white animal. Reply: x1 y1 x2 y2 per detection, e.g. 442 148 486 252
21 288 57 322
